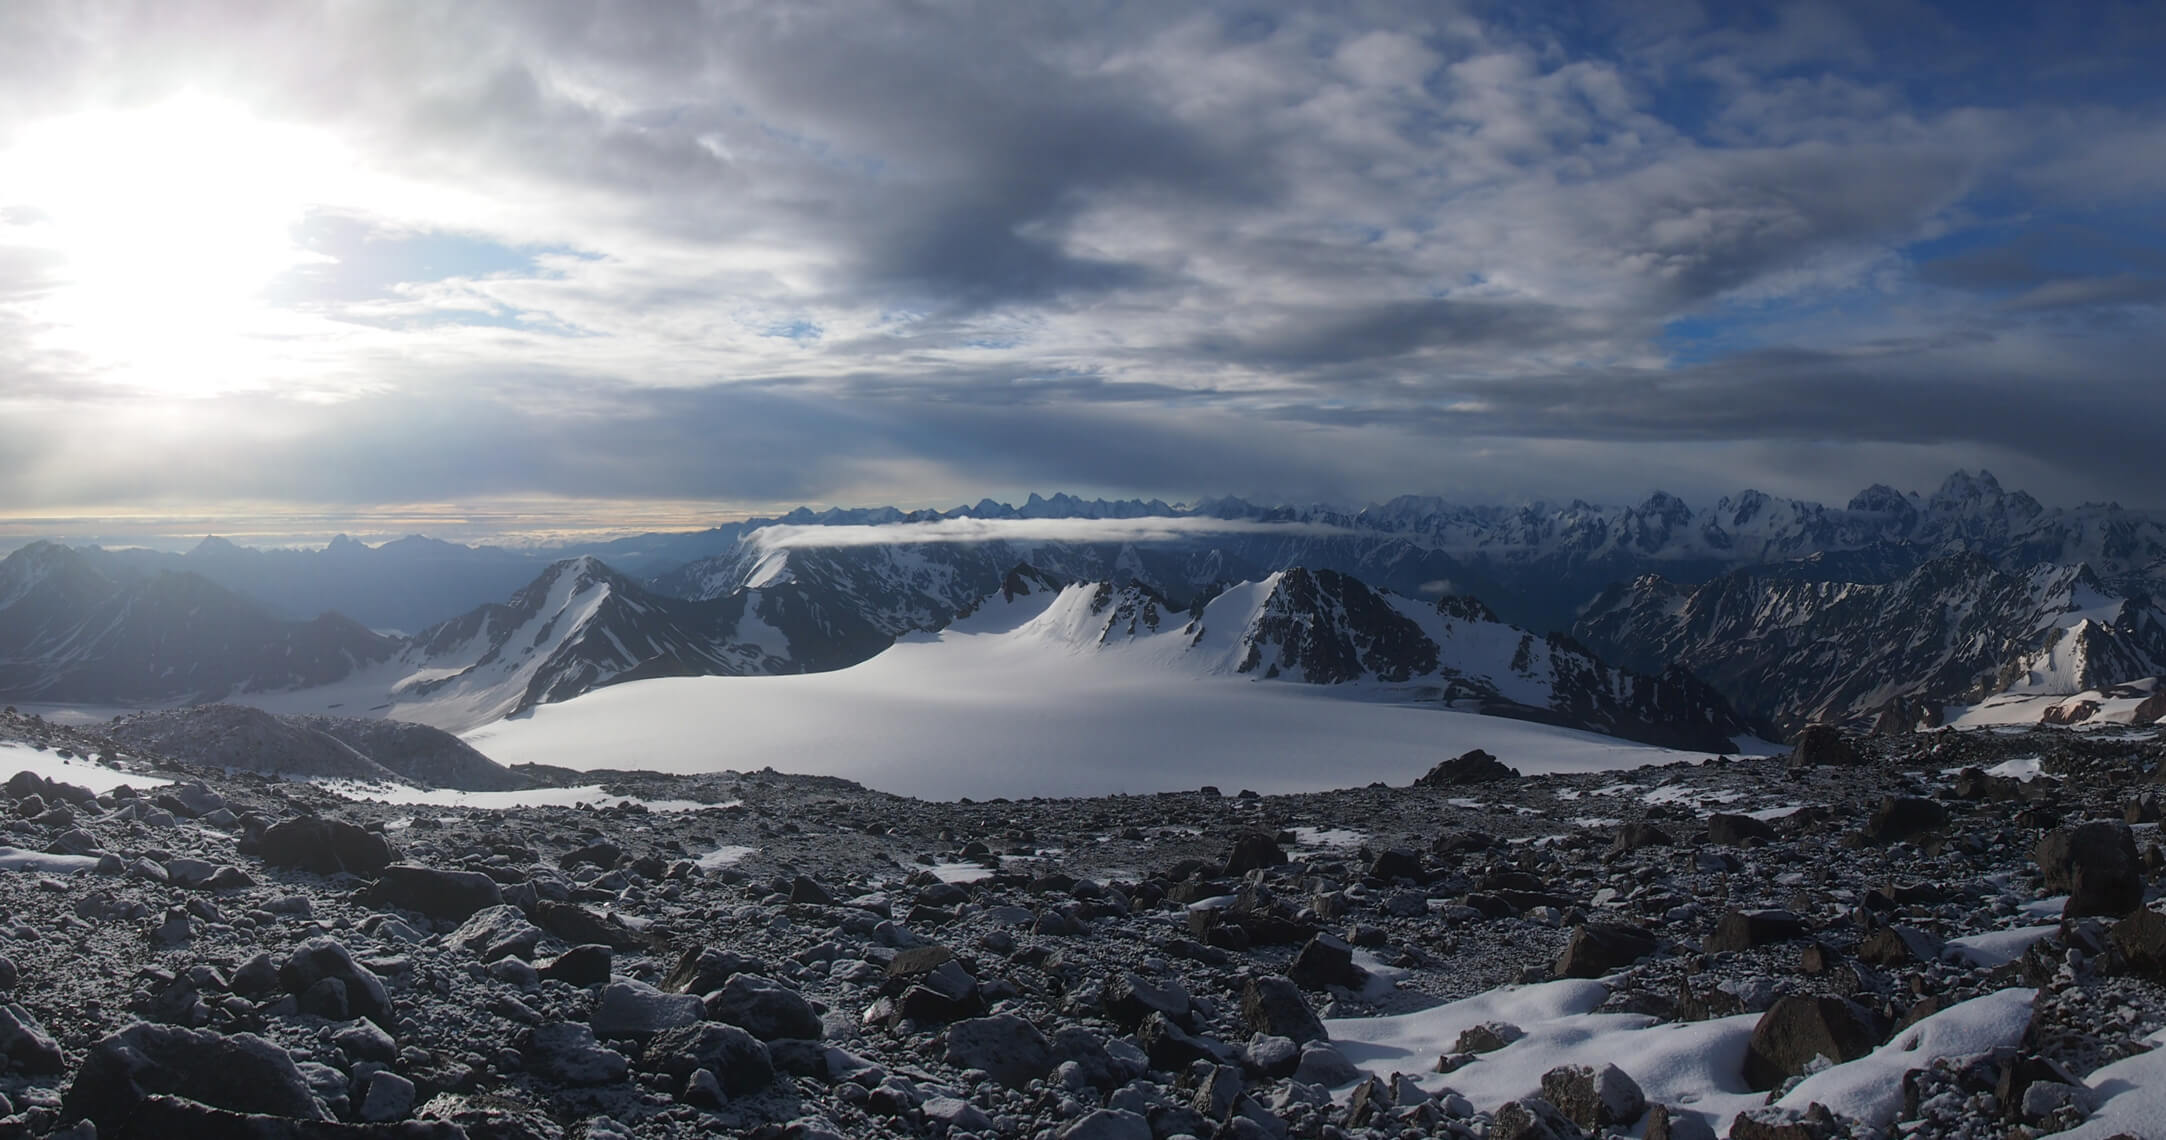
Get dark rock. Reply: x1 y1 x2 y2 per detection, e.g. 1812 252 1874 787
1491 1096 1585 1139
258 817 395 878
1240 975 1326 1043
1609 823 1673 855
366 865 503 920
641 1023 774 1096
1454 1022 1524 1054
1860 796 1946 844
1706 813 1777 846
2110 906 2166 978
531 900 642 949
1366 848 1424 883
1741 995 1879 1092
590 981 702 1042
1137 1011 1218 1070
536 945 613 987
2036 820 2145 918
1222 832 1287 876
1555 923 1658 979
944 1014 1054 1089
788 875 837 905
62 1023 331 1133
1417 748 1518 786
1704 909 1806 953
703 974 823 1042
0 1003 65 1074
662 945 765 995
1288 933 1364 991
1789 725 1856 768
279 939 390 1025
521 1022 628 1085
446 905 543 963
557 841 621 870
1103 971 1191 1030
1542 1062 1647 1129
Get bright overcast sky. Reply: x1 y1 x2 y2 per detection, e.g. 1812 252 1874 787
1 0 2162 540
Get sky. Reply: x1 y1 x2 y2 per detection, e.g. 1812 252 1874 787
1 0 2162 544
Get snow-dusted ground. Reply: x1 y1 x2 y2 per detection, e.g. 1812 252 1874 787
313 778 713 813
1326 984 2036 1135
0 741 169 792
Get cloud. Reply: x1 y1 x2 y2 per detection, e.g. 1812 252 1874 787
1 0 2164 523
749 517 1359 553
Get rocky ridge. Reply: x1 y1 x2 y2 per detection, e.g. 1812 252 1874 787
0 709 2162 1137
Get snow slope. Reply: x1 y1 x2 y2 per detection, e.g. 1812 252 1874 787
464 575 1698 800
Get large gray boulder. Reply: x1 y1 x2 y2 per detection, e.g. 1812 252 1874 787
61 1023 330 1133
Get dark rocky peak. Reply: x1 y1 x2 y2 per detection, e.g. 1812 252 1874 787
996 564 1067 602
1435 594 1501 624
1725 489 1772 527
185 535 246 558
1636 490 1692 526
0 541 107 596
324 534 368 554
1928 469 2006 513
1845 483 1918 515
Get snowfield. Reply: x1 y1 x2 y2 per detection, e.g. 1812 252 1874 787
464 581 1702 799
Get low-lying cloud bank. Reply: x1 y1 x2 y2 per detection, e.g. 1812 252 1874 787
747 516 1356 552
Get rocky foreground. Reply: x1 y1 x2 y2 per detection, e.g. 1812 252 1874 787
0 710 2161 1139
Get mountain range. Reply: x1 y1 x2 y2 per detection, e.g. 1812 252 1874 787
1 469 2160 745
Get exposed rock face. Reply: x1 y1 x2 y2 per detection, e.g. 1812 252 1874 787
365 864 504 920
62 1023 332 1132
1418 748 1520 786
1741 996 1880 1092
257 817 397 877
2036 820 2146 917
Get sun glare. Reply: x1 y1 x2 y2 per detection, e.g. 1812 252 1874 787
1 93 349 396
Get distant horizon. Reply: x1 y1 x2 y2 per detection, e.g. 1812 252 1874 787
2 465 2152 556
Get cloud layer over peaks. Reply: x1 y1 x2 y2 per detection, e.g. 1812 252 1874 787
0 1 2162 523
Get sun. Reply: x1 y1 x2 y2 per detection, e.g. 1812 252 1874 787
0 93 349 396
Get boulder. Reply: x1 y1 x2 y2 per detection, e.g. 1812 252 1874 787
641 1023 774 1096
257 817 395 877
1555 923 1658 978
1288 933 1364 991
1704 910 1807 953
944 1014 1054 1089
366 865 503 920
1240 975 1326 1043
1789 725 1856 767
1541 1063 1646 1130
1706 813 1777 846
1103 971 1192 1030
1222 832 1287 876
2035 820 2145 917
521 1023 628 1085
590 980 703 1042
0 1003 65 1074
279 939 391 1025
1417 748 1519 786
1741 996 1879 1092
1860 796 1946 844
703 974 823 1042
62 1023 330 1133
537 944 614 987
447 905 544 962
